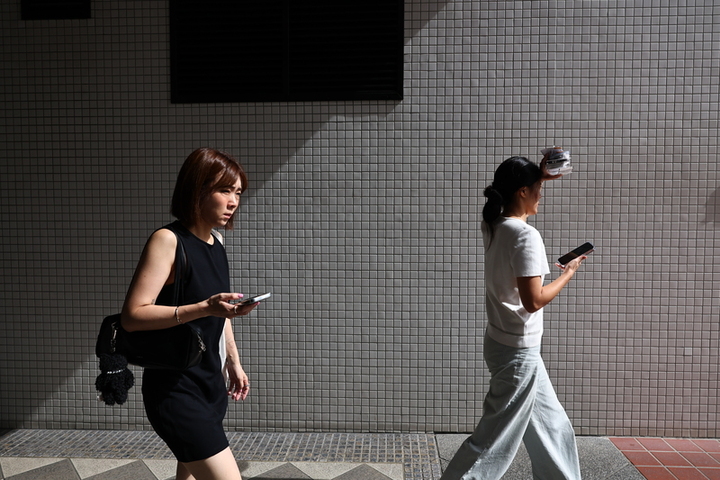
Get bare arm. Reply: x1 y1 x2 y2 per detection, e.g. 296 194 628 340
224 319 250 401
517 255 586 313
120 229 255 332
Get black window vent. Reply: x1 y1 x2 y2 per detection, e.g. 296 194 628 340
170 1 404 103
21 0 91 20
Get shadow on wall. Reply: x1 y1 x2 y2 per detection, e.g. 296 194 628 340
229 0 453 203
1 0 451 429
702 187 720 227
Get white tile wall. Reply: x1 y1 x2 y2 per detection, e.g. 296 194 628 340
0 0 718 437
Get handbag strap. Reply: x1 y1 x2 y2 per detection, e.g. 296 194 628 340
171 230 187 307
169 230 204 350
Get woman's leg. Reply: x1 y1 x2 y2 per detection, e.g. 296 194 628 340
440 336 542 480
176 461 193 480
522 360 581 480
177 447 242 480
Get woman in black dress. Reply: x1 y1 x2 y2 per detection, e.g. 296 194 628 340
121 148 258 480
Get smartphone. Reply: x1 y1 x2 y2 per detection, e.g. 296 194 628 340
557 242 594 267
237 292 272 305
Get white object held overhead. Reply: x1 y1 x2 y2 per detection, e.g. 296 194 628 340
541 146 573 175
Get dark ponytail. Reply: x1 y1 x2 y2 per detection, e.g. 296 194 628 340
483 156 542 239
482 185 505 226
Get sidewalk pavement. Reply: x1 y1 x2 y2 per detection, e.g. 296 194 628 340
0 429 646 479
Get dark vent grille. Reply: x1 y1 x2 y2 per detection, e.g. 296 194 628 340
21 0 91 20
170 0 403 103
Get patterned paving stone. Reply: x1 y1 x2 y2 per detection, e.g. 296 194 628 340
84 460 157 480
250 462 312 479
0 430 427 479
290 462 358 478
71 459 135 478
239 461 288 478
0 460 405 480
142 459 177 480
241 462 402 480
5 458 80 480
0 457 64 478
334 464 394 480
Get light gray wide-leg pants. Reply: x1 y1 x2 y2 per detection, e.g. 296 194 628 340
440 335 581 480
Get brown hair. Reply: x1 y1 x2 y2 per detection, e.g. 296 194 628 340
171 148 248 229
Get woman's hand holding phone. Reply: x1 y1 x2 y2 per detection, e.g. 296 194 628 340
556 242 594 269
556 255 587 272
228 292 271 318
237 292 271 305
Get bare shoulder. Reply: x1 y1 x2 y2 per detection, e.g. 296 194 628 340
143 228 178 259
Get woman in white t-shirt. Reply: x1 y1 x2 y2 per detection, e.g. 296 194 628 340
440 155 588 480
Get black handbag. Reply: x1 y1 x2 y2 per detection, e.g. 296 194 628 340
96 313 206 370
95 230 206 370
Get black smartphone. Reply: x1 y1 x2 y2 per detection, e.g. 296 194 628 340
557 242 594 267
237 292 272 305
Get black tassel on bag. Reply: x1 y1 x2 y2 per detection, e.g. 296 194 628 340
95 353 135 406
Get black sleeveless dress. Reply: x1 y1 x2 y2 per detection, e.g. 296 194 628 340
142 221 230 463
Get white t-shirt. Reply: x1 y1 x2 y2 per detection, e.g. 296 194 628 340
482 217 550 348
